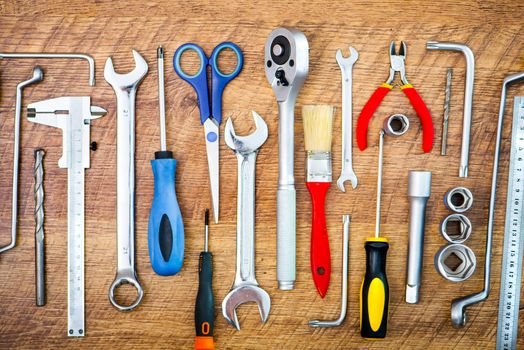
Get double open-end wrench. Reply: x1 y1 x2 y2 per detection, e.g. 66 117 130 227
336 46 359 191
222 111 270 330
104 50 148 311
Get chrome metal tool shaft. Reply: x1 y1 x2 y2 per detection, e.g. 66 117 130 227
34 149 45 307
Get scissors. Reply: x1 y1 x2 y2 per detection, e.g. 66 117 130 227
173 42 243 224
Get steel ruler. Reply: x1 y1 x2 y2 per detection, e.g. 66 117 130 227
496 96 524 349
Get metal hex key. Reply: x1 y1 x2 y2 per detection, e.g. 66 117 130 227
309 215 350 327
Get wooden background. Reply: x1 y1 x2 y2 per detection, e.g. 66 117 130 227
0 0 523 348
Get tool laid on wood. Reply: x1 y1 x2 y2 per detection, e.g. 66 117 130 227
405 170 431 304
426 42 474 177
148 46 184 276
33 149 46 307
303 105 334 298
309 215 350 328
27 96 106 336
0 67 43 255
360 130 389 339
336 46 359 191
441 68 452 156
265 27 309 291
174 42 243 224
356 41 434 153
105 50 148 311
195 209 214 350
222 111 270 330
497 96 524 348
0 52 95 87
452 71 524 328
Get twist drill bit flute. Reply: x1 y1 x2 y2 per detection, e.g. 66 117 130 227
34 149 46 307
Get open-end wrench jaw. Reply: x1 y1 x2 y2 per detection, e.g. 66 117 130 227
335 46 359 69
104 50 148 88
224 111 268 154
222 285 271 330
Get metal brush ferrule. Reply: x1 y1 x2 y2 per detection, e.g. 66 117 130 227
306 152 332 182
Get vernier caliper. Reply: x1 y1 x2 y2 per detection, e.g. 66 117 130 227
27 96 106 337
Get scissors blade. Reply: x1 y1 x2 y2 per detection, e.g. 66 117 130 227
204 118 220 223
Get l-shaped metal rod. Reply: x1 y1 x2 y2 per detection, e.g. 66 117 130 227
426 41 474 178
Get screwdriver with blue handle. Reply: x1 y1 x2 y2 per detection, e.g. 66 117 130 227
360 130 389 339
195 209 214 350
148 46 185 276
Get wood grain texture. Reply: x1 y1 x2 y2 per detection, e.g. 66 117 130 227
0 0 523 348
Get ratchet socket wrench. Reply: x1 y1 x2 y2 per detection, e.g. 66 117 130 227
265 27 309 290
104 50 148 311
406 171 432 304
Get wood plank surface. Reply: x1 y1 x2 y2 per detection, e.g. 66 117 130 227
0 0 523 348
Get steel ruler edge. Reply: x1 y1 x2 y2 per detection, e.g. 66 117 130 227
496 96 524 349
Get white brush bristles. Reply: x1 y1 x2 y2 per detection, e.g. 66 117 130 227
302 105 334 152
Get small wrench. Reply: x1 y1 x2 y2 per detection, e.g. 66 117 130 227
336 46 359 191
104 50 148 311
222 111 270 330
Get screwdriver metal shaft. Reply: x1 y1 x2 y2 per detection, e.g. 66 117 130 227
34 149 45 306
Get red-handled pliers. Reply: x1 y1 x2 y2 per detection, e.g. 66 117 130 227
356 41 434 153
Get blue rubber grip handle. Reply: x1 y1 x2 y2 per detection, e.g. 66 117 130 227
173 43 210 125
209 42 243 124
148 158 184 276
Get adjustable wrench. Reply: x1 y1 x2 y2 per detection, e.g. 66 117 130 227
336 47 359 191
104 50 148 311
222 111 270 330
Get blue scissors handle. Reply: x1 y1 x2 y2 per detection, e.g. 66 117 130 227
209 42 243 125
173 43 210 124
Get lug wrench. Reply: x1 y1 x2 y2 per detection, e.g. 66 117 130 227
336 46 359 191
222 111 270 330
104 50 148 311
309 215 350 327
0 66 43 255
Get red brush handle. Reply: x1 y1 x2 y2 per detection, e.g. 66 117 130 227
306 181 331 298
401 85 434 153
356 84 392 151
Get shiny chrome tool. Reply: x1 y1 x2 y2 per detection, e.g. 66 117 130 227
452 72 524 328
265 27 309 290
0 66 43 255
222 111 270 330
406 170 431 304
34 149 46 307
444 186 473 213
426 42 474 177
336 46 359 191
309 215 350 328
435 243 476 282
27 96 106 336
104 50 148 311
383 114 409 137
441 68 452 155
0 52 95 86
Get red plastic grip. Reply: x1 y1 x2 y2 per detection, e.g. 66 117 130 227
306 181 331 298
401 86 434 153
356 85 392 151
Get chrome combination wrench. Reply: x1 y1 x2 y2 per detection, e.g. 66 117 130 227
336 46 359 191
104 50 148 311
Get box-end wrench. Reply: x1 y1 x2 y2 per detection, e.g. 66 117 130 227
222 111 270 330
336 46 359 191
104 50 148 311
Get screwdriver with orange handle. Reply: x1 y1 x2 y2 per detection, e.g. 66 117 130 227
360 130 390 339
195 209 214 350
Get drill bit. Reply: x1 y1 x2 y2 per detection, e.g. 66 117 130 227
34 149 45 306
441 68 452 156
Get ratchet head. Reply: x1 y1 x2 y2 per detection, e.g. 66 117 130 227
221 285 271 330
335 46 359 69
224 111 268 154
104 50 148 89
264 27 309 102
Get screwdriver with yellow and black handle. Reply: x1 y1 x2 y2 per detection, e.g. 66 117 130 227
360 130 390 339
195 209 214 350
